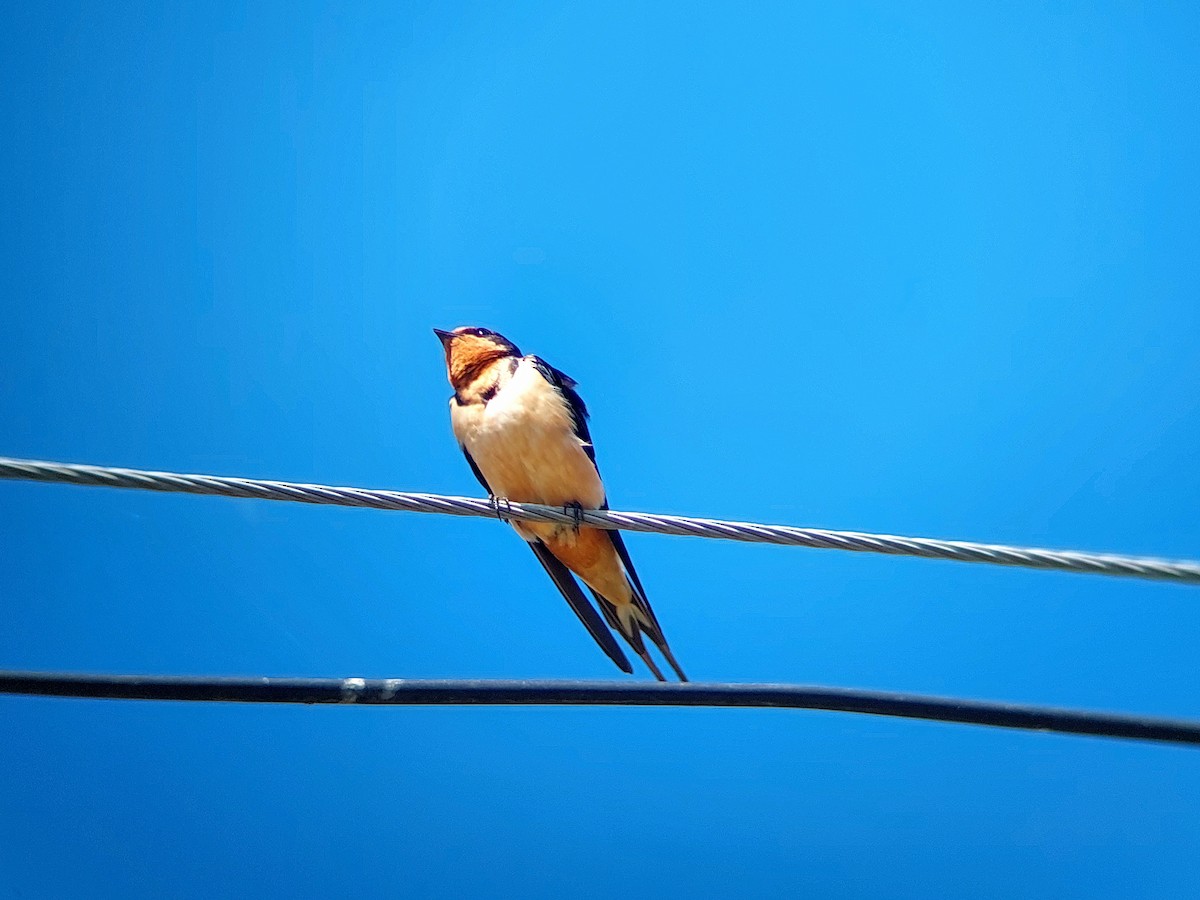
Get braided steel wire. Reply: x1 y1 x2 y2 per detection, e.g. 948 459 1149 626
3 671 1199 746
3 456 1199 585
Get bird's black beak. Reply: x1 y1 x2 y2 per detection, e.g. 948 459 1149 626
433 328 454 346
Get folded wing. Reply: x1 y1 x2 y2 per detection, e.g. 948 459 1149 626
460 442 632 674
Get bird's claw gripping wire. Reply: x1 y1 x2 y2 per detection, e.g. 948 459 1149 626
490 495 513 523
564 500 586 531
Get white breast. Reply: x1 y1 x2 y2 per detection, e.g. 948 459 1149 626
450 358 606 509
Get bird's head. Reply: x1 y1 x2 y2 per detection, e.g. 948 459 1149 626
434 326 522 389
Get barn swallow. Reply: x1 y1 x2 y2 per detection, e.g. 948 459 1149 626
434 326 686 681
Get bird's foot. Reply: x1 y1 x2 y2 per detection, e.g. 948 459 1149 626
490 495 513 523
564 500 586 532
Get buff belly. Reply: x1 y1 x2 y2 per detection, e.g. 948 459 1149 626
449 360 632 605
450 358 606 534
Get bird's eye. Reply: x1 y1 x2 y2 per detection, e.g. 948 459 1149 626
472 328 490 337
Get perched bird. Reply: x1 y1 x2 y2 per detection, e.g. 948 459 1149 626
434 326 686 681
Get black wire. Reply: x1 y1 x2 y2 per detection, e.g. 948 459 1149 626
2 671 1197 747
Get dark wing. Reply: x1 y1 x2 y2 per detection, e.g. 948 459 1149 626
528 541 633 674
460 442 631 675
606 526 687 681
528 356 596 465
459 444 491 493
528 355 686 680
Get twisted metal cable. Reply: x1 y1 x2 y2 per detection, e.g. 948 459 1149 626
3 670 1199 747
3 456 1199 586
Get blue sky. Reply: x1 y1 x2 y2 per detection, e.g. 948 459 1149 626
3 2 1199 897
